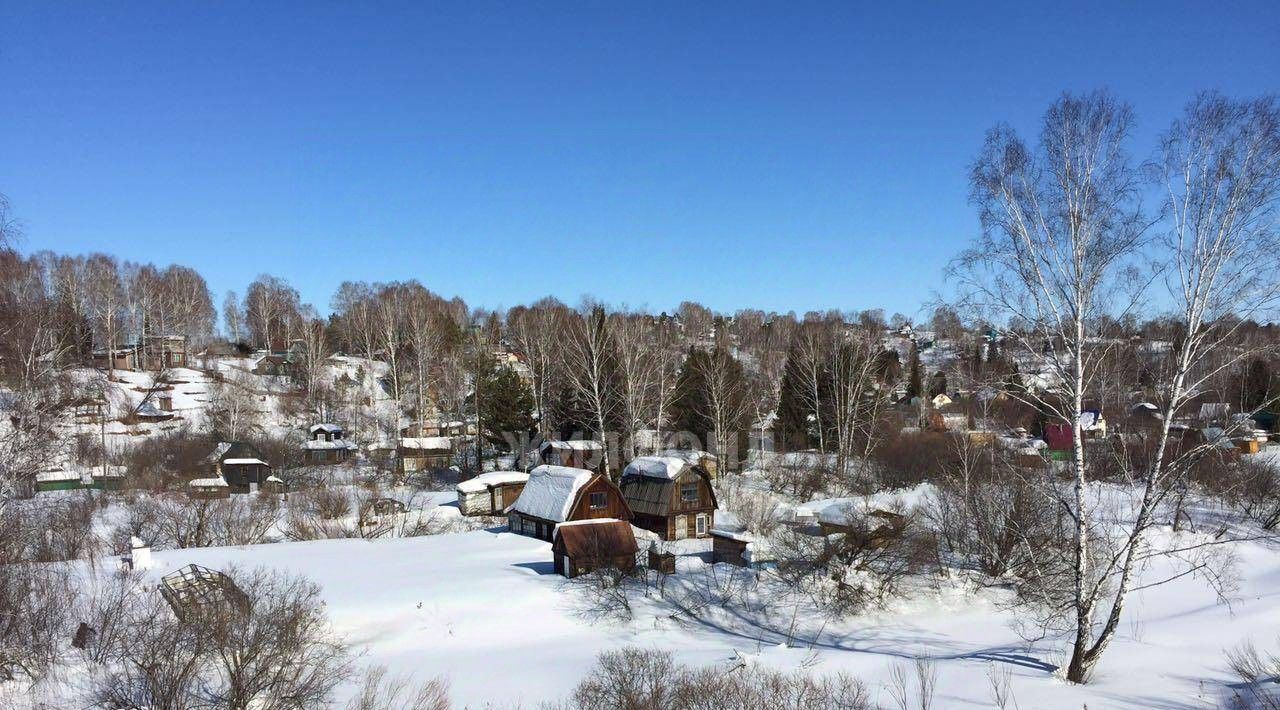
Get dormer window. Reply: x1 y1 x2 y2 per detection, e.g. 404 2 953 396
589 492 606 509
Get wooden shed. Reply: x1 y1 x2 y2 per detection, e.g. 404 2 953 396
456 470 530 516
203 441 272 494
506 465 631 541
538 439 605 472
398 437 455 474
711 527 774 568
619 456 717 541
552 518 638 578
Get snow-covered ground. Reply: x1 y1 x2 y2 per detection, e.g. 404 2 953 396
120 507 1279 709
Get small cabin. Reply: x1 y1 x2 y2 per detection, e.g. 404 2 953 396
506 465 631 541
139 334 188 371
252 354 293 377
397 437 455 474
188 476 231 500
302 423 357 465
619 456 717 541
552 518 638 579
89 346 139 372
538 439 605 472
456 470 530 516
710 527 774 569
203 442 272 494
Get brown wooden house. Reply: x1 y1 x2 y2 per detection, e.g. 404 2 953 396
619 456 717 540
139 334 188 370
506 465 631 541
302 423 357 465
552 518 638 578
538 439 605 472
397 437 455 474
202 441 272 494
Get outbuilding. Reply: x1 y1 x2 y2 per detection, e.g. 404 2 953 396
456 470 530 516
552 518 638 578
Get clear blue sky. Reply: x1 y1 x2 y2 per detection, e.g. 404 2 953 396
2 2 1277 319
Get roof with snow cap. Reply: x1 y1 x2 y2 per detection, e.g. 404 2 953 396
506 465 596 522
457 470 529 494
622 456 689 480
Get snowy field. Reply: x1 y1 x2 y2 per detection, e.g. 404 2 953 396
126 514 1280 709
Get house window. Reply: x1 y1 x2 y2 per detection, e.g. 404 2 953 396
589 492 607 509
696 514 708 536
680 484 699 504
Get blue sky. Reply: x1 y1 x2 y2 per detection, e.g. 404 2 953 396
2 2 1277 319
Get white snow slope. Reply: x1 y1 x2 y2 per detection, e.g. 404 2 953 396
127 521 1280 709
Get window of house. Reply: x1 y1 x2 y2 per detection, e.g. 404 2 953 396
681 484 699 504
696 514 708 536
589 492 607 509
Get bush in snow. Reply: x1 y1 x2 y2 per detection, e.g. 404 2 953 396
548 646 873 710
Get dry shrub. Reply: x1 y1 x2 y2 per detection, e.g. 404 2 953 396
552 647 873 710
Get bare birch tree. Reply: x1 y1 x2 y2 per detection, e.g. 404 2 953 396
955 91 1148 682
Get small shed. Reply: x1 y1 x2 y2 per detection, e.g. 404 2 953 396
188 476 231 500
538 439 605 472
456 470 530 516
552 518 638 578
398 437 455 474
710 527 774 569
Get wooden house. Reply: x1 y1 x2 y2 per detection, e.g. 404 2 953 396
188 476 231 500
506 464 631 541
302 423 357 465
252 354 293 377
139 334 188 370
203 442 272 494
538 439 605 472
89 346 139 372
397 437 455 473
619 456 716 540
552 518 638 579
456 470 530 516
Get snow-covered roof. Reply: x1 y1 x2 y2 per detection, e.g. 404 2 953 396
552 517 624 536
710 527 754 542
506 465 595 522
540 439 603 452
189 477 228 487
400 437 453 450
35 470 83 483
265 475 284 483
654 448 717 463
223 458 268 466
310 423 343 434
457 470 529 494
796 498 862 526
622 456 688 480
302 439 358 450
1079 411 1105 431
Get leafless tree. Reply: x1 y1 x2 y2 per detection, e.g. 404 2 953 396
955 90 1279 683
562 302 622 472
